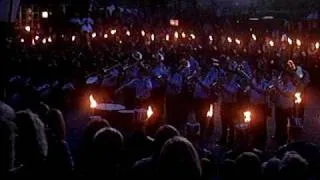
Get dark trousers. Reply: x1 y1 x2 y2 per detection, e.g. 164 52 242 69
150 87 165 122
166 95 186 131
251 104 267 149
220 102 236 145
194 98 213 140
275 107 292 146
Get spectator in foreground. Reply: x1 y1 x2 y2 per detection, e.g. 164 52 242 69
46 109 74 178
0 117 16 178
157 136 202 180
280 151 309 180
262 157 281 180
91 127 124 179
235 152 261 180
219 159 236 180
132 124 180 180
0 101 15 121
15 110 48 178
76 116 110 177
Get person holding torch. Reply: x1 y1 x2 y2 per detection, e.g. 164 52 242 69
274 72 296 146
249 70 269 149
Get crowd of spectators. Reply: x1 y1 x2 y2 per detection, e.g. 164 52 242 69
1 100 320 180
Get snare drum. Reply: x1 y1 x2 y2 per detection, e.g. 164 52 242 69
134 108 147 122
96 103 126 111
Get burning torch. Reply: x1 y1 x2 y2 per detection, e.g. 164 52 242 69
294 92 302 118
89 94 97 115
243 111 252 124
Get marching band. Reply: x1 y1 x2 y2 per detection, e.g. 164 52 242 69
7 48 310 147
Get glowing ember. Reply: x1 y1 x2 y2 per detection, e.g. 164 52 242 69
147 106 153 119
111 29 116 35
288 37 293 45
235 38 241 45
72 35 76 42
141 30 145 37
89 94 97 109
227 37 232 43
296 39 301 46
295 92 302 104
243 111 251 123
91 32 97 38
269 40 274 47
206 104 214 118
252 34 257 41
25 25 31 32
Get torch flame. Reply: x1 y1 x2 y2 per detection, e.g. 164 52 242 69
174 31 179 39
35 35 40 41
288 37 293 45
181 32 186 38
190 34 196 40
206 104 213 118
111 29 117 35
151 34 155 41
269 40 274 47
296 39 301 46
235 38 241 45
48 36 52 43
126 30 130 36
32 38 35 46
295 92 302 104
252 34 257 41
165 34 170 41
141 30 145 37
147 106 153 119
104 34 108 39
227 37 232 43
91 32 96 38
20 38 25 43
72 35 76 42
243 111 251 123
25 25 31 32
42 38 46 44
315 42 319 49
89 94 97 109
209 35 213 41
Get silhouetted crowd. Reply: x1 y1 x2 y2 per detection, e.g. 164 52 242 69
1 100 320 180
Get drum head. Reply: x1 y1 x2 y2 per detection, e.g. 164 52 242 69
134 108 147 113
86 76 98 84
96 103 126 111
118 110 135 114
